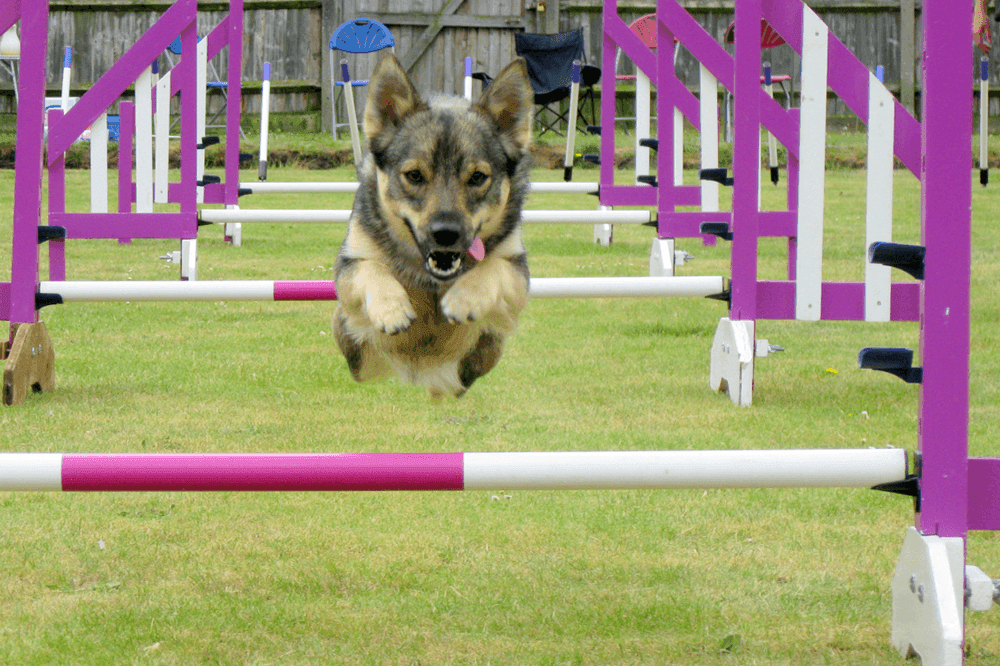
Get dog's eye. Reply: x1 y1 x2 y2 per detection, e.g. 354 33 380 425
467 171 489 187
404 170 426 186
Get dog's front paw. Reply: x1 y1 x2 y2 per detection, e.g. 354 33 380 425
441 285 491 324
365 291 416 335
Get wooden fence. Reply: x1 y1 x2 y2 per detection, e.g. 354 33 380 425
0 1 991 132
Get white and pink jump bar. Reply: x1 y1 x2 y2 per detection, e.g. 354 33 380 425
0 449 907 492
39 275 725 302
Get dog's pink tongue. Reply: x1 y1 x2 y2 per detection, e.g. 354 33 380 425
467 237 485 262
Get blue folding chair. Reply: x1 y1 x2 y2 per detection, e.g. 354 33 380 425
328 18 395 140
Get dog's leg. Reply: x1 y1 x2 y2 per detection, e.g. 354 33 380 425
440 255 528 330
332 310 393 382
337 259 416 335
457 331 505 393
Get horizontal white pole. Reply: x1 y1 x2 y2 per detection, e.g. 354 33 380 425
527 276 725 298
464 449 908 490
45 280 276 301
238 182 600 195
198 209 649 225
242 182 361 194
40 277 725 303
529 182 599 194
522 210 650 224
199 209 352 224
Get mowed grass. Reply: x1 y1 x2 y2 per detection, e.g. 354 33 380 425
0 164 999 665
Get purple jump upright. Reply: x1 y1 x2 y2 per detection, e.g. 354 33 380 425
1 0 255 403
596 0 988 662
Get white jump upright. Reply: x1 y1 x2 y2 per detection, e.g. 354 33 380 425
793 6 829 322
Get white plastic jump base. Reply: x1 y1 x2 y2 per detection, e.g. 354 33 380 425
0 449 908 492
891 527 966 666
197 209 651 226
239 182 600 195
710 318 755 406
39 276 726 302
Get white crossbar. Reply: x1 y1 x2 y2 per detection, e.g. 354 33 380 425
197 209 650 225
464 449 908 490
238 182 600 195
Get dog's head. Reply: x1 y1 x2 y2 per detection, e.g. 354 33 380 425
362 54 533 282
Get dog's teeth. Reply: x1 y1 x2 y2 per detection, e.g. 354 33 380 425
427 252 462 278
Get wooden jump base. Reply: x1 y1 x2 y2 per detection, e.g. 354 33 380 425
0 449 908 492
37 276 726 303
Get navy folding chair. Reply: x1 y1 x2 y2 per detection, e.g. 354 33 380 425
517 29 601 136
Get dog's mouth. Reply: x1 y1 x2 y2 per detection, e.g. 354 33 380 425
423 238 484 280
426 251 464 279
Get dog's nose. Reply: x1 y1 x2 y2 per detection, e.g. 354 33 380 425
429 214 464 248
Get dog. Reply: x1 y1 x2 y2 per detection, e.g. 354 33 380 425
332 54 534 398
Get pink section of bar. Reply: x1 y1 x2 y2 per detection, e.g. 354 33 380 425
273 281 338 301
61 453 465 492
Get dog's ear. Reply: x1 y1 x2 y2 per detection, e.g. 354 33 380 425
474 58 534 156
364 54 426 154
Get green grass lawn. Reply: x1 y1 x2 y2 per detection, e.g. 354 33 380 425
0 165 999 664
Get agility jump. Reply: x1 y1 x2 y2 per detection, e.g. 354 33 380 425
1 0 996 663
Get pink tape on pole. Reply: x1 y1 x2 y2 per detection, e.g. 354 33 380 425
62 453 466 492
273 281 338 301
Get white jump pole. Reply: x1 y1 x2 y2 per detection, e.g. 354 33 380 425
527 276 724 298
60 46 72 111
236 181 601 195
259 62 271 181
340 59 363 168
39 276 724 302
197 209 650 225
563 61 581 181
463 56 473 101
980 56 989 187
0 449 908 492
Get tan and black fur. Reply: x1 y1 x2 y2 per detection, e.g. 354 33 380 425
333 54 534 398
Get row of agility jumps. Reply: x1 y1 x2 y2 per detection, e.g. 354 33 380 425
1 1 998 663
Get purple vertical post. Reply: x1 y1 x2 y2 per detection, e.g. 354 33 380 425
729 0 763 320
655 4 676 228
118 102 134 214
118 101 135 244
179 23 198 214
9 0 49 328
599 0 617 207
46 107 67 280
224 2 243 206
917 0 973 538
